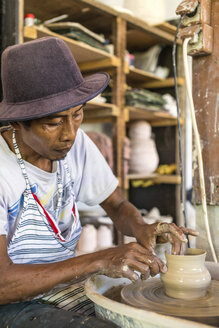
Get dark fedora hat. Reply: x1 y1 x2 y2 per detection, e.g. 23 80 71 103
0 37 110 121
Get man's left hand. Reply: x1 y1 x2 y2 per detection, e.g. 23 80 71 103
135 222 199 255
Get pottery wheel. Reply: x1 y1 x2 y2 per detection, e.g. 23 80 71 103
121 278 219 319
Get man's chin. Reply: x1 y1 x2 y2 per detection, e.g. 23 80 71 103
47 153 67 161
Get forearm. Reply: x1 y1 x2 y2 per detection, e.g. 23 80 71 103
0 252 102 305
102 193 147 237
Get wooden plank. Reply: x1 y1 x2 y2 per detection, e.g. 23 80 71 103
125 174 181 189
127 67 163 85
121 13 176 44
24 0 116 27
151 118 184 127
141 77 185 89
193 0 219 205
155 22 177 35
24 0 177 45
83 117 113 123
79 57 120 72
112 17 126 182
24 25 37 39
126 106 179 123
18 0 24 44
24 25 117 64
84 101 119 119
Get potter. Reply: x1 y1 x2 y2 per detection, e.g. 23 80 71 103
0 37 198 325
161 248 211 300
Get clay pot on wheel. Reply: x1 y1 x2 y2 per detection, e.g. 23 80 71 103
160 248 211 300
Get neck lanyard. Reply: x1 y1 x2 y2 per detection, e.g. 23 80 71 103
12 129 64 218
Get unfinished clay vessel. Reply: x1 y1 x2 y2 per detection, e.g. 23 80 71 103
160 248 211 300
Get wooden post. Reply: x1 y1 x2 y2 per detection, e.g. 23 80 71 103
192 0 219 260
192 0 219 205
111 16 126 244
112 16 126 187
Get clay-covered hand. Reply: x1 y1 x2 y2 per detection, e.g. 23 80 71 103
99 242 167 282
135 222 199 255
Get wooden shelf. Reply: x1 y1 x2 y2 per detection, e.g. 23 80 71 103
155 22 177 35
125 174 181 189
142 77 185 89
126 67 184 89
83 101 119 122
125 106 183 126
127 67 163 84
24 0 177 46
23 25 119 68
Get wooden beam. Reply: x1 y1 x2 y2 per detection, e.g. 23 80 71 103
18 0 24 44
79 57 120 71
141 77 185 89
126 106 183 126
125 174 181 189
23 25 37 39
193 0 219 205
24 25 115 64
111 16 126 185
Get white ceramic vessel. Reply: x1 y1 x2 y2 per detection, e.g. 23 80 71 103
160 248 211 300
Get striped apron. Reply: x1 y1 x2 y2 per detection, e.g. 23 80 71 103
7 129 94 315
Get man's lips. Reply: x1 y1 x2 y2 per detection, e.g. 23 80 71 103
55 145 72 151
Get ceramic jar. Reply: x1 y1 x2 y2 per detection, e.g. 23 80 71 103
77 224 97 253
97 225 113 249
160 248 211 300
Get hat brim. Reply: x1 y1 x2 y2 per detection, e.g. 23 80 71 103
0 72 110 122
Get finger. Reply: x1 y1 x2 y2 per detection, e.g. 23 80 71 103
179 226 199 236
121 264 139 282
133 251 167 275
141 270 150 280
170 235 182 255
126 257 157 277
155 222 187 242
180 240 187 255
125 259 150 278
129 241 156 256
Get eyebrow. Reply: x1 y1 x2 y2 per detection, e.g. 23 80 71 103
46 104 85 119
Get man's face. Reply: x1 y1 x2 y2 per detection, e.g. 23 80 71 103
17 104 84 161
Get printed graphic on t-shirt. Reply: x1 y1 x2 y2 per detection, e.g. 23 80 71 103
7 181 74 231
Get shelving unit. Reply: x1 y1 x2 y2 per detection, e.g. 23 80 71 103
125 174 181 190
24 25 120 67
19 0 186 229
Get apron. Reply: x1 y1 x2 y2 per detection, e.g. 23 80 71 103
7 130 94 316
8 130 82 264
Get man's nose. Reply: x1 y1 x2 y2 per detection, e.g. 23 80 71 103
60 119 76 142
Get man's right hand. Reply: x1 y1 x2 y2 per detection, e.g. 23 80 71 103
98 242 167 282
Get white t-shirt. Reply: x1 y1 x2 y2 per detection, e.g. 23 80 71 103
0 128 118 242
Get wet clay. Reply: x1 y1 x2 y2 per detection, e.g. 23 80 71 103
161 248 211 299
121 278 219 327
104 285 124 303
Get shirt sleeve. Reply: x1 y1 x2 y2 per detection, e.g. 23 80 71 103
0 187 8 236
72 129 118 206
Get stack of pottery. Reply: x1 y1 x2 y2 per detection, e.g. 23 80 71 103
97 225 113 249
77 224 113 254
77 224 97 253
123 137 131 175
128 120 159 174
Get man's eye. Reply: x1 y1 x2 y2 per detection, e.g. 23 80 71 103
73 112 82 120
48 121 63 126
